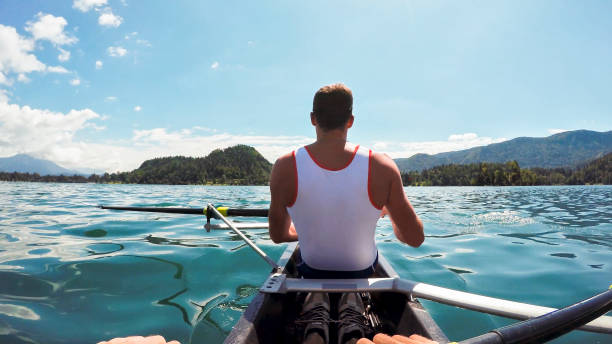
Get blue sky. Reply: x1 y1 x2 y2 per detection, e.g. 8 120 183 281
0 0 610 172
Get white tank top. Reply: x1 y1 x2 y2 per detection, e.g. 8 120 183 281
287 145 382 271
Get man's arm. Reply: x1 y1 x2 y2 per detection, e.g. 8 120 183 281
371 153 424 247
268 153 298 243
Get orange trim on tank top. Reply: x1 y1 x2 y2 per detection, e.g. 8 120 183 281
304 145 360 171
368 149 383 210
287 150 298 207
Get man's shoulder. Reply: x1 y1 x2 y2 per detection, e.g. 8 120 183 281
272 151 297 175
370 150 400 173
274 151 295 166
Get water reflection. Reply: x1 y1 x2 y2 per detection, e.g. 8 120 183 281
563 234 612 248
549 253 577 258
445 266 474 275
124 254 184 279
157 288 190 324
145 235 220 248
0 304 40 320
86 243 124 256
497 231 560 246
190 284 258 339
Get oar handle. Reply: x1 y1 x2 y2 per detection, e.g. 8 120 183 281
226 208 269 217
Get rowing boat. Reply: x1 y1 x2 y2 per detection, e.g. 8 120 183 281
100 204 612 343
224 242 449 344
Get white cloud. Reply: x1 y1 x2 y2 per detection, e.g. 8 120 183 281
58 48 70 62
70 78 81 86
371 133 508 159
17 74 30 83
98 8 123 28
47 66 69 74
25 13 77 46
448 133 478 141
548 128 568 135
95 60 103 69
107 46 127 57
0 99 102 169
193 126 217 133
211 61 219 70
105 96 117 102
136 39 151 47
129 128 311 170
0 90 9 103
0 96 311 172
133 105 142 112
73 0 107 12
124 31 138 40
0 24 46 85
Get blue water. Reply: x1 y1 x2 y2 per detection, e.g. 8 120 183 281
0 183 610 343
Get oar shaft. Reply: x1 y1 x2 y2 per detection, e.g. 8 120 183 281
100 206 204 214
207 204 279 270
99 205 269 217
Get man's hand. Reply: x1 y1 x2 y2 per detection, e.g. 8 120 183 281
380 206 389 218
97 335 180 344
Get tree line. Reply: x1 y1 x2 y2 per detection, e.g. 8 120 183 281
401 152 611 186
1 148 609 187
0 145 272 185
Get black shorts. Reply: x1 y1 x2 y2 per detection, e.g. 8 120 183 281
297 251 379 279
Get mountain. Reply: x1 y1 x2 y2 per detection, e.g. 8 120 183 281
0 154 79 175
395 130 612 172
98 145 272 185
401 152 611 186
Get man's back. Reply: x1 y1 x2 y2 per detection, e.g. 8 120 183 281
287 144 380 271
269 142 424 248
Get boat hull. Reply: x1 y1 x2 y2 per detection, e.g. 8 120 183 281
223 243 448 344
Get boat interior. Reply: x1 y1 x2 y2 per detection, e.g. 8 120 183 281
224 244 449 344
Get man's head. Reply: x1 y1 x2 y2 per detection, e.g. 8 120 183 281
311 83 353 131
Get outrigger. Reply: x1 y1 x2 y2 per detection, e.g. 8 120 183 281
100 204 612 343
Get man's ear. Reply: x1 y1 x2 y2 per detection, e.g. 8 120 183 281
346 114 354 129
310 112 317 126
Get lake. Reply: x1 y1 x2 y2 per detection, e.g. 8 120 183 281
0 183 610 343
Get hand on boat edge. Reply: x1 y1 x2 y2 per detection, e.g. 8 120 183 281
97 335 180 344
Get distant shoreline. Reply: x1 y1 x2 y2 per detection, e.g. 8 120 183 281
2 151 609 187
0 178 608 187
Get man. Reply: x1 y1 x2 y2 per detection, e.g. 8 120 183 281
269 83 424 262
268 83 425 344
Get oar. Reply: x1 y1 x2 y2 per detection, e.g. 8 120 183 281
206 204 280 271
458 288 612 343
98 205 268 217
99 204 279 270
264 275 612 334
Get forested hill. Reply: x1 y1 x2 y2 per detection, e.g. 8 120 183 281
0 145 272 185
395 130 612 172
401 152 611 186
96 145 272 185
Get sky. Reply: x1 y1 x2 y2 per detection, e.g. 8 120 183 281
0 0 611 172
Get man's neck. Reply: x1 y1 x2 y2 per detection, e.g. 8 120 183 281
315 128 348 148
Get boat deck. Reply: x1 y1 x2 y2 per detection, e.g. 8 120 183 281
224 243 448 344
